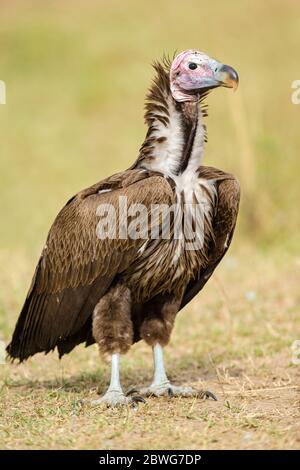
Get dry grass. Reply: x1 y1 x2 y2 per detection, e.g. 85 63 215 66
0 0 300 450
0 0 300 251
1 247 299 450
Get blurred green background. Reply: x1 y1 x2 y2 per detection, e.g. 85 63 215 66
0 0 299 262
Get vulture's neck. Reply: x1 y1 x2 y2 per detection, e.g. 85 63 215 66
133 62 208 180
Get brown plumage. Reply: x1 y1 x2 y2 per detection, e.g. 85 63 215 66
93 284 133 356
7 49 240 406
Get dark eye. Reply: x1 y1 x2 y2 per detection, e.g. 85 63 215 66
188 62 198 70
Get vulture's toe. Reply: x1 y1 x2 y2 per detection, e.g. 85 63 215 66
81 390 146 408
128 384 217 400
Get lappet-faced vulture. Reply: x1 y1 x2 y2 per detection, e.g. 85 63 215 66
7 50 240 407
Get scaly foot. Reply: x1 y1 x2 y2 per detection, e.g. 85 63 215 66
127 382 217 400
82 389 145 408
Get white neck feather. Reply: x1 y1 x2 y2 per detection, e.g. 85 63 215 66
141 98 205 179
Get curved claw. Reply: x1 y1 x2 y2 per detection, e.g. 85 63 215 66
168 387 174 397
201 390 218 401
125 388 146 407
126 388 139 397
132 395 146 404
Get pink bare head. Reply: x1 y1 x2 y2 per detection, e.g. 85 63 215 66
170 49 239 102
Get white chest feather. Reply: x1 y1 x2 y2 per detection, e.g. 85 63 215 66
138 97 216 263
171 176 216 263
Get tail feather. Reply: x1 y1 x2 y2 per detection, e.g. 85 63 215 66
6 274 112 362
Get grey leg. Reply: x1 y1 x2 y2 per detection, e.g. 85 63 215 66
128 344 217 400
149 343 171 391
86 353 145 408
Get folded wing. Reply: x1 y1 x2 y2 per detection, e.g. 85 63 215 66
7 170 173 361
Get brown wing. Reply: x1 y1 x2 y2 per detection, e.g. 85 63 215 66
180 166 240 309
7 170 173 361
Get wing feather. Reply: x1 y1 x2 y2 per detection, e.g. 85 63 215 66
7 170 173 360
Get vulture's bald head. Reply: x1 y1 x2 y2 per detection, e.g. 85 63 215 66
170 49 239 102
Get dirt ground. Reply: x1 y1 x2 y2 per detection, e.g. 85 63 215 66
0 247 299 450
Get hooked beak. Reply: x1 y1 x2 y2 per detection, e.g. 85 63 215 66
195 62 239 92
214 64 239 91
